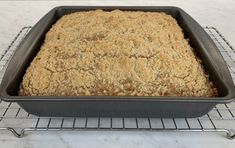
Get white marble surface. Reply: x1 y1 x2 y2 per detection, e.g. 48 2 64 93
0 0 235 147
1 131 235 148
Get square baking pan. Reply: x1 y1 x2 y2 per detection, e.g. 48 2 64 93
0 6 235 117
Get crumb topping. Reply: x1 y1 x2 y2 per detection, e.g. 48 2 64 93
19 10 218 97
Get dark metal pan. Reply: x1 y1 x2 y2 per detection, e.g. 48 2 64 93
0 6 234 117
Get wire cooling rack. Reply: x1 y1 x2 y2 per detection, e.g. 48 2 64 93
0 26 235 138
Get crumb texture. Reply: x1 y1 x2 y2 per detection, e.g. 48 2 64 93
19 10 217 97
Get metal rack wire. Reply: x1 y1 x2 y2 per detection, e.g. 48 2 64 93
0 26 235 138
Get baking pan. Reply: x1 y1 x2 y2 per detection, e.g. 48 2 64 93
0 6 235 117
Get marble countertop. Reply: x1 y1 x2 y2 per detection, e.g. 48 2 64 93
0 1 235 148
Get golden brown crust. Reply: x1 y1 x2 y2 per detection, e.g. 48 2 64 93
18 10 218 97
